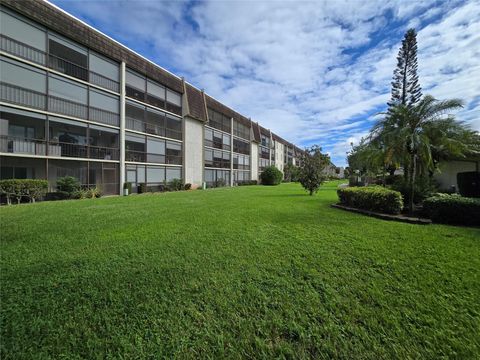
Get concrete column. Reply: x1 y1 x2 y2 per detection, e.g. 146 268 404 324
230 117 234 187
119 61 126 195
251 142 259 182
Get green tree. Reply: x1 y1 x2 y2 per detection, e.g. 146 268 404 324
298 145 330 195
283 163 300 182
388 28 422 111
381 95 464 213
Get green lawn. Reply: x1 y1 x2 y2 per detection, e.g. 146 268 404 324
1 182 479 359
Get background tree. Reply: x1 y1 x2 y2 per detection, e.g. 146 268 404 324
283 163 300 182
388 28 422 111
298 145 330 195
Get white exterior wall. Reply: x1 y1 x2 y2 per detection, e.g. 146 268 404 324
184 116 204 188
275 141 284 173
251 142 259 181
434 160 478 191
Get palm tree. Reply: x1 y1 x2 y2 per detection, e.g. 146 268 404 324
377 95 464 214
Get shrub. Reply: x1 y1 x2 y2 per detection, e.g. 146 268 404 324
237 180 257 186
56 176 80 195
390 176 438 204
337 186 404 215
423 194 480 226
457 171 480 198
169 178 183 191
0 179 48 204
85 187 102 199
184 183 192 190
260 166 283 186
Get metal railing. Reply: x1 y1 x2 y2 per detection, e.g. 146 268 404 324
89 144 120 160
1 35 119 92
89 107 120 127
0 82 47 110
48 53 88 81
48 96 88 119
0 135 47 155
89 71 119 93
0 34 47 65
125 150 182 165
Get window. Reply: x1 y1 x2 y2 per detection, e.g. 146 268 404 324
204 128 213 147
0 107 46 155
166 167 181 182
166 89 182 115
204 169 230 188
89 52 119 81
0 9 46 50
48 33 88 80
48 159 88 187
233 120 250 140
146 80 165 108
166 115 182 140
147 166 165 185
166 141 182 165
126 70 145 101
146 137 165 163
233 138 250 155
146 108 165 137
207 108 231 133
88 124 119 160
89 89 119 113
125 133 146 162
205 148 230 168
49 116 88 158
49 74 87 104
0 57 46 93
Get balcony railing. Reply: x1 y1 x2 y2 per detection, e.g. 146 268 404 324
0 135 119 160
0 135 47 155
1 83 119 127
1 35 119 92
126 117 182 140
90 71 119 93
48 53 88 81
0 34 47 65
125 149 182 165
89 107 120 127
0 82 46 110
88 144 120 160
48 95 88 119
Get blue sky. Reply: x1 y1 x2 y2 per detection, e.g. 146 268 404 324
52 0 480 167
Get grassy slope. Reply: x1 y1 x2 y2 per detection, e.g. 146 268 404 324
1 182 479 359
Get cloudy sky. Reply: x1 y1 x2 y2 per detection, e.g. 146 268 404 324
52 0 480 166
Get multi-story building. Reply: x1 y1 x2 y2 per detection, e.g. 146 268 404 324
0 1 303 194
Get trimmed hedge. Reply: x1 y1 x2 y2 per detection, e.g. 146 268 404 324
337 186 404 215
260 166 283 185
0 179 48 204
424 194 480 226
457 171 480 198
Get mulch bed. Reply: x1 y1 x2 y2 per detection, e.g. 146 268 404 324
331 204 432 225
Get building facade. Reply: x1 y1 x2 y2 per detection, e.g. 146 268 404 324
0 1 302 194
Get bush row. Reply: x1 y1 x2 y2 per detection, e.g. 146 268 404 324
423 194 480 226
237 180 258 186
135 179 191 194
0 179 48 204
337 186 404 215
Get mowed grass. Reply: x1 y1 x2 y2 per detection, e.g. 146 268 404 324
1 182 479 359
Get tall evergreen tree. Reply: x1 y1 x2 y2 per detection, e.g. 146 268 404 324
388 28 422 111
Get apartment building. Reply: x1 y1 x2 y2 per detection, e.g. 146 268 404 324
0 0 302 195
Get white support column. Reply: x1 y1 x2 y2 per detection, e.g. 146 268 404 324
119 62 126 195
230 117 234 187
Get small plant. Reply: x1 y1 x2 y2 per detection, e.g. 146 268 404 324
169 178 183 191
216 178 226 188
85 187 102 199
260 166 283 186
56 176 80 196
184 183 192 190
